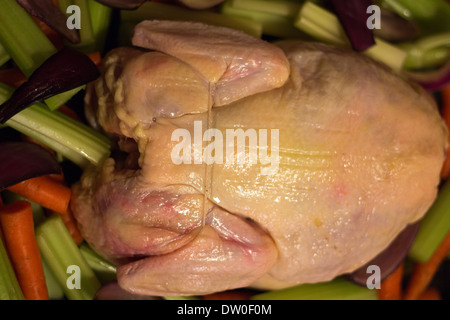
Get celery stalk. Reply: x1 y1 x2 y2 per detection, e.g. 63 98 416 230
230 0 301 18
0 42 10 67
70 0 95 53
0 230 25 300
0 0 82 111
0 83 111 168
294 1 407 73
41 257 65 300
251 277 378 300
36 215 102 300
221 1 307 39
0 0 57 77
120 1 263 38
409 180 450 263
87 0 113 53
379 0 450 35
80 243 117 285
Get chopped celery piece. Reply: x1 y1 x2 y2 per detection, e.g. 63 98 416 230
0 0 57 78
379 0 450 35
0 82 111 168
36 215 102 300
294 1 407 73
409 180 450 263
229 0 301 18
88 0 113 53
251 277 378 300
120 1 263 38
45 86 85 111
0 0 81 110
42 257 65 300
70 0 95 53
0 42 10 67
80 243 117 285
0 229 25 300
221 1 307 39
400 32 450 70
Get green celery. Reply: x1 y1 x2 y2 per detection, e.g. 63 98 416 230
229 0 301 18
0 0 82 111
401 32 450 70
0 0 57 77
379 0 450 35
251 277 378 300
120 1 263 38
80 243 117 285
71 0 95 53
221 1 307 39
0 229 25 300
87 0 113 53
409 180 450 263
42 257 65 300
0 82 111 168
294 1 407 73
36 215 102 300
0 42 10 67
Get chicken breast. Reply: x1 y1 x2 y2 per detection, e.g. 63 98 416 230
72 20 448 296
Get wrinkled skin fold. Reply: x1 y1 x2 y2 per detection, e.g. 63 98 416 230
71 20 448 296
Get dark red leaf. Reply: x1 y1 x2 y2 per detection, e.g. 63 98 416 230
330 0 376 51
0 47 100 124
346 222 420 286
0 141 61 189
94 0 147 9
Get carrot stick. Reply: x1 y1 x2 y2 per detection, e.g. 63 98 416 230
87 51 102 68
404 231 450 300
47 208 83 246
440 84 450 179
0 201 49 300
417 287 441 300
377 262 404 300
7 175 71 215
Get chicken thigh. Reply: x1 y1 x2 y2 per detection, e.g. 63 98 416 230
71 20 448 296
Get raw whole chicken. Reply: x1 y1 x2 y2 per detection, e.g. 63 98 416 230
71 20 448 296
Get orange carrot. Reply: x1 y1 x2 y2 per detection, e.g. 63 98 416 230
7 175 71 215
377 262 404 300
87 51 103 68
0 68 27 88
47 208 83 246
440 84 450 179
0 201 49 300
404 231 450 300
417 287 441 300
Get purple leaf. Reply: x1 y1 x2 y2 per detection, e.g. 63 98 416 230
346 222 420 286
0 141 61 189
16 0 80 44
0 47 100 124
330 0 376 51
94 0 147 10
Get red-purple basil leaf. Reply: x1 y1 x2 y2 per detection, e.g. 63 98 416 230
16 0 80 44
330 0 376 51
0 141 61 189
0 47 100 124
94 0 146 10
346 222 420 286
